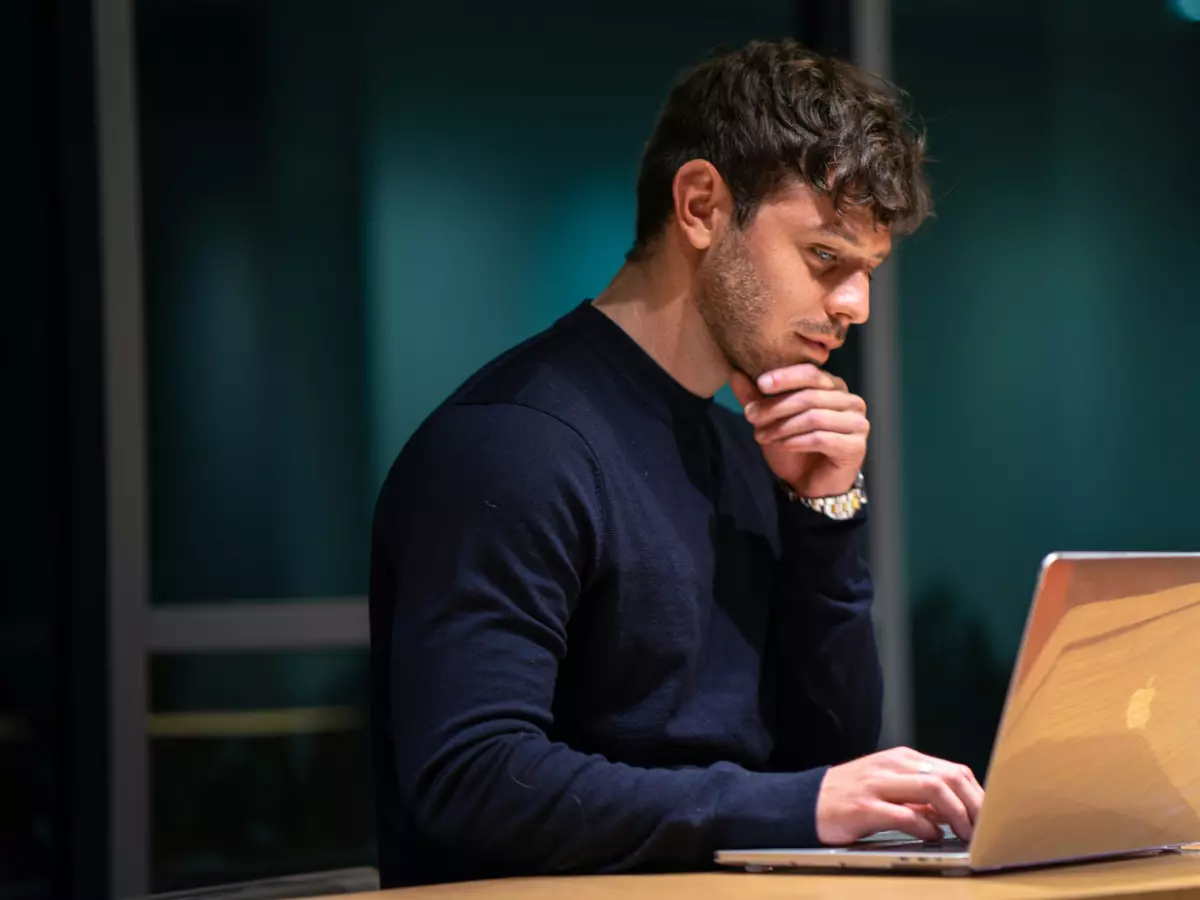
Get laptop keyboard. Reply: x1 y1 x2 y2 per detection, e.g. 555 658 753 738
847 835 970 853
915 838 970 852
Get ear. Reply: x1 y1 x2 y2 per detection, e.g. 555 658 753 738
670 160 732 252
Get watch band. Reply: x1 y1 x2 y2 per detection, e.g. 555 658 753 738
781 472 867 520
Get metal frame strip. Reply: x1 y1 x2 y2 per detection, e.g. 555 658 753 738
853 0 914 747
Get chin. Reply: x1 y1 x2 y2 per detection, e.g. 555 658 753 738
748 351 817 379
727 340 817 382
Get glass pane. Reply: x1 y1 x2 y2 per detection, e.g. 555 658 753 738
137 0 370 604
150 650 372 893
894 0 1200 774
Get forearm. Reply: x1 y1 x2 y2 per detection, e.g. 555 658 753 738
403 722 828 876
770 503 882 767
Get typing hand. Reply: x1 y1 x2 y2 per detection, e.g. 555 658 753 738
816 747 985 844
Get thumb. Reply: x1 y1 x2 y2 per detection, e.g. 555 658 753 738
728 369 762 409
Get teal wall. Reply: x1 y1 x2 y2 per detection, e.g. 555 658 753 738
894 0 1200 770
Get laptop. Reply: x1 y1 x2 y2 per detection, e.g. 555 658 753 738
716 552 1200 874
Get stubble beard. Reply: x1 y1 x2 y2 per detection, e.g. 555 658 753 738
695 229 783 382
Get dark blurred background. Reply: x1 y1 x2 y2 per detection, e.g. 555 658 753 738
6 0 1199 897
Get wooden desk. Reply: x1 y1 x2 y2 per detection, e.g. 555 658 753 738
322 853 1200 900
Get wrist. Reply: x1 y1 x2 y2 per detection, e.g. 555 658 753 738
780 473 867 520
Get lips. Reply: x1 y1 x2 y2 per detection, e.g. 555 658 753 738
799 334 842 352
799 336 832 361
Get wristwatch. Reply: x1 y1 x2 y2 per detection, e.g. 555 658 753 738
780 472 867 520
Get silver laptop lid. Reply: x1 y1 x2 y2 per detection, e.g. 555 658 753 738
969 552 1200 870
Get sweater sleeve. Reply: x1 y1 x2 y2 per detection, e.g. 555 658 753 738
372 403 826 879
768 499 883 772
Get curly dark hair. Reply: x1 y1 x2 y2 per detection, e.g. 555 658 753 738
628 39 931 262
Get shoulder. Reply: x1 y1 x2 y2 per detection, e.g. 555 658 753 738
377 401 606 539
442 313 613 438
392 401 600 496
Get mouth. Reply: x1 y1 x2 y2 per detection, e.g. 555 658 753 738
798 335 837 361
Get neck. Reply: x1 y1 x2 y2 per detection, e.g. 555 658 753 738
592 239 730 398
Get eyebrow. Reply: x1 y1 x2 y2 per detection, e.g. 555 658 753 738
817 222 890 262
819 222 860 245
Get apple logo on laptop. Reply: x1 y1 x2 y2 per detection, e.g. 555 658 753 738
1126 677 1156 731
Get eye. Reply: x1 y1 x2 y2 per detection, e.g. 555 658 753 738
811 248 838 264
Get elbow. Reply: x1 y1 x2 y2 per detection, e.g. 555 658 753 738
405 739 539 870
407 754 486 852
405 739 595 877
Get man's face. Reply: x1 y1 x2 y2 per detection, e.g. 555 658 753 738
695 181 891 380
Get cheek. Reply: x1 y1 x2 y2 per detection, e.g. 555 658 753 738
754 254 821 322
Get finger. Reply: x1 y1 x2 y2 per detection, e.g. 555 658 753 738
757 365 842 396
904 802 946 824
777 432 868 462
962 764 985 796
877 746 927 772
873 802 943 843
744 389 866 426
952 765 985 825
728 369 764 408
905 755 985 827
757 410 869 444
881 775 973 842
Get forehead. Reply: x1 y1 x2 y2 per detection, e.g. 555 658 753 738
748 180 892 259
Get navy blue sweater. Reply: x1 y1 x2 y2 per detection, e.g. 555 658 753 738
369 301 882 887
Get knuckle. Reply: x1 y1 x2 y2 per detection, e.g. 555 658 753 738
851 795 876 816
804 409 831 429
863 774 889 797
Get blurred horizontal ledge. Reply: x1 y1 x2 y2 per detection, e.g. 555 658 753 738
148 705 364 738
148 599 368 652
0 716 30 742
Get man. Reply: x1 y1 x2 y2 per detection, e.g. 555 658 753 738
369 38 983 888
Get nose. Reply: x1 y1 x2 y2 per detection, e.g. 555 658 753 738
827 270 871 326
